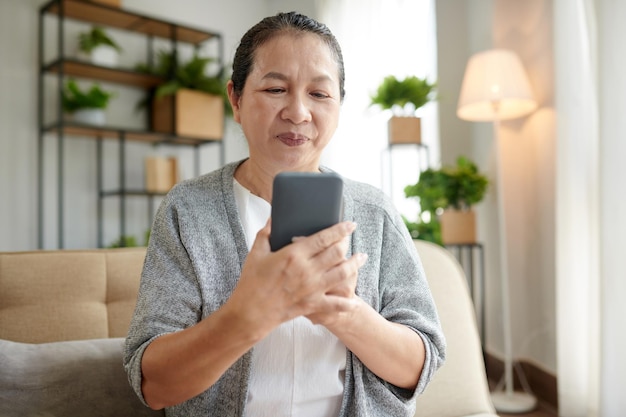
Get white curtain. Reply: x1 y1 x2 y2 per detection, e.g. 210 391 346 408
316 0 438 221
554 0 600 415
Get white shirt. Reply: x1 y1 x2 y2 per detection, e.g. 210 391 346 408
233 179 346 417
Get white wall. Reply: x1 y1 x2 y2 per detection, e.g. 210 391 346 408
494 0 557 373
0 0 43 251
436 0 557 375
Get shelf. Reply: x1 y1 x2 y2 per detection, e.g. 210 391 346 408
44 59 164 88
39 0 225 249
100 190 168 197
44 0 219 45
42 122 222 146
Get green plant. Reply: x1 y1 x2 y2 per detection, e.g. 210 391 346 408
370 75 436 116
107 229 151 248
403 215 443 246
107 235 139 248
136 50 230 115
61 79 114 113
404 156 489 214
78 26 122 54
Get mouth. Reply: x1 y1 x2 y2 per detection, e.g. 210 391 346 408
276 132 309 147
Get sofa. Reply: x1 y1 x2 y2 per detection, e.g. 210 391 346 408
0 242 497 417
0 247 163 417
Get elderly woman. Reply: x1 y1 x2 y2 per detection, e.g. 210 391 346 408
124 11 445 417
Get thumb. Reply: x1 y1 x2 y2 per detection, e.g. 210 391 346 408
250 217 272 254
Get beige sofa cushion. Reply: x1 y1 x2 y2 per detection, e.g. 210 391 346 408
0 248 146 343
105 248 148 337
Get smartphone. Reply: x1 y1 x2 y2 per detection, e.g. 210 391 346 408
269 172 344 251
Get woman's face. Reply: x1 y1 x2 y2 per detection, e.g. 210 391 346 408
228 32 342 173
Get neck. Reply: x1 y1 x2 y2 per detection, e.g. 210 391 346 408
234 159 323 203
234 159 274 202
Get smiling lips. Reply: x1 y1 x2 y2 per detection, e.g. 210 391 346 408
276 133 309 147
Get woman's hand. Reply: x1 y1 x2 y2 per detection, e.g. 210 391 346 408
226 219 367 338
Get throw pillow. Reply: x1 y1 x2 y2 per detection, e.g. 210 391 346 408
0 337 163 417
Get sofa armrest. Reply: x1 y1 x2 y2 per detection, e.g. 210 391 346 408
0 337 163 417
413 240 498 417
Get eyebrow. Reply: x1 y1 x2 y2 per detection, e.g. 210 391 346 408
261 71 333 83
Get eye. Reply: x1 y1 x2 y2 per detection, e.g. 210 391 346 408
265 88 285 94
310 91 330 99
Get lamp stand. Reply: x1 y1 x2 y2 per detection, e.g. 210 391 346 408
489 111 537 413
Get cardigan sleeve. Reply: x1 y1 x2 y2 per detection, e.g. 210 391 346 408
340 181 446 416
122 187 204 405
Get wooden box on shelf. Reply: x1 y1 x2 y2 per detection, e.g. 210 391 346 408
152 89 224 140
440 209 476 244
388 116 421 144
145 156 179 193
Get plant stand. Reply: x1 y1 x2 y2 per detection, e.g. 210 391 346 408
380 142 430 202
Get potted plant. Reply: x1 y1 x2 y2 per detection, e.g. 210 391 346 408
61 79 115 126
107 229 150 248
137 50 227 140
370 75 436 144
403 214 443 246
78 26 122 67
404 156 488 244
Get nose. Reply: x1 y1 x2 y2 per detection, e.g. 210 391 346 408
281 93 312 124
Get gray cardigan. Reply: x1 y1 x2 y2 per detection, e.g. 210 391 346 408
124 160 445 417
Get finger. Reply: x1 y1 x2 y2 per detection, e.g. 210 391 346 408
250 217 272 254
306 294 360 325
322 252 368 296
300 221 356 256
311 236 350 270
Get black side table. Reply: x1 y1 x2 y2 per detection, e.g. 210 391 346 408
444 243 486 350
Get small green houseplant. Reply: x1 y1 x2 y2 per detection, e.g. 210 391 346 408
136 51 228 109
404 156 488 244
403 215 443 246
370 75 436 144
107 229 151 248
137 51 228 139
78 26 122 54
370 75 436 115
61 79 114 125
78 26 122 66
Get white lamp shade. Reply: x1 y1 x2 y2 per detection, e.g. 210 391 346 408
457 49 537 121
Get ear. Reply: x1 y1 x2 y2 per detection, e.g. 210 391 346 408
226 80 241 124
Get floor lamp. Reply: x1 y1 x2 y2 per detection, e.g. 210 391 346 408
457 49 538 413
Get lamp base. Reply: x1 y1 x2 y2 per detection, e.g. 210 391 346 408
491 391 537 414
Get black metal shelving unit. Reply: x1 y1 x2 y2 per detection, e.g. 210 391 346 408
38 0 225 248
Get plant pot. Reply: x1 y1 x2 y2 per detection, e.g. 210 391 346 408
72 108 106 126
388 116 421 145
90 45 119 67
152 89 224 140
145 156 179 193
440 209 477 244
